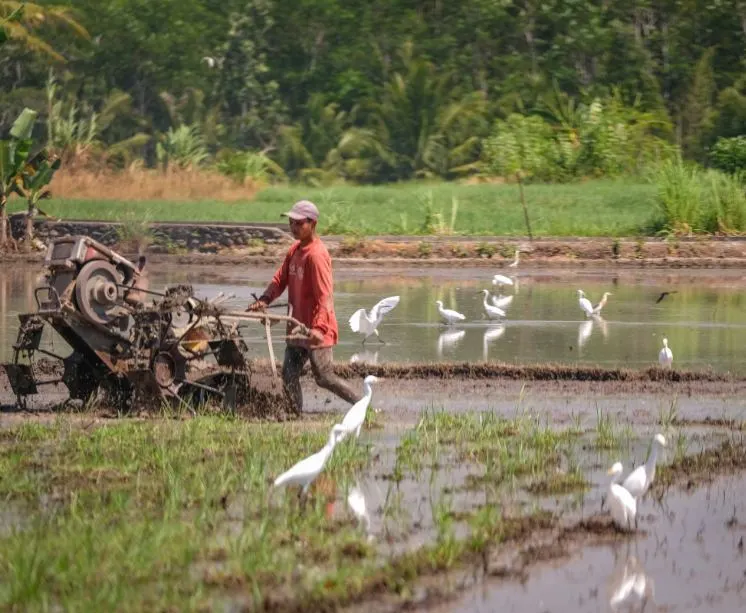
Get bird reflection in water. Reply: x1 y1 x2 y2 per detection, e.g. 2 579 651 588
577 315 609 351
349 350 380 365
346 481 373 541
607 545 655 612
482 324 505 360
437 329 466 358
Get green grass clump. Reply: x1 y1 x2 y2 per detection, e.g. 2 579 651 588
0 417 376 612
11 179 659 237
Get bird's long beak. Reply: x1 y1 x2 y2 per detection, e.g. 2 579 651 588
606 467 615 475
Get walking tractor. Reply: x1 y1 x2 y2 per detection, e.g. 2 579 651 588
2 235 308 411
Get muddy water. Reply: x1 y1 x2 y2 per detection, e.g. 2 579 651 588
3 264 746 371
432 472 746 613
333 427 732 559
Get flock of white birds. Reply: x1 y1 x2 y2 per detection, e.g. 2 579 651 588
273 247 671 534
348 248 675 367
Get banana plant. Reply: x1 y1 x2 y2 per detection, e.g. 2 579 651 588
0 107 37 248
17 151 61 244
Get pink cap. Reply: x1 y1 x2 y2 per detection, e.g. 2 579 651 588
282 200 319 221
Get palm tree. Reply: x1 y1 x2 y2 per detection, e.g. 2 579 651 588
343 42 487 182
0 2 89 62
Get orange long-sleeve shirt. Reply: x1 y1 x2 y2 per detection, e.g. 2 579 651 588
260 237 338 348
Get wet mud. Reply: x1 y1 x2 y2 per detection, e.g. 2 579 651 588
425 472 746 613
341 438 746 613
4 359 746 426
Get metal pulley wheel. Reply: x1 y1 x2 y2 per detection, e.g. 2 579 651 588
74 260 124 325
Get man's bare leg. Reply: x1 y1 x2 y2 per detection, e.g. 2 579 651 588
282 345 308 414
310 347 364 405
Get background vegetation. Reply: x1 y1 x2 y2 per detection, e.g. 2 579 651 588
2 0 746 235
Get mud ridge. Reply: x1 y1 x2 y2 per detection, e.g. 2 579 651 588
251 359 746 383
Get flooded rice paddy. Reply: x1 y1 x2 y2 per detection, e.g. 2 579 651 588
2 260 746 611
2 263 746 371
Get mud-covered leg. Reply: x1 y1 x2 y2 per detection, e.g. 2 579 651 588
282 345 308 415
310 347 363 405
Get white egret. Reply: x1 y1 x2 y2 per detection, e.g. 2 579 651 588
338 375 379 441
437 329 465 358
491 293 514 310
273 424 347 493
349 295 400 344
435 300 466 325
508 249 520 268
607 462 637 531
482 324 505 360
622 433 666 499
479 289 506 320
593 292 612 315
492 274 514 288
577 289 594 318
658 337 673 368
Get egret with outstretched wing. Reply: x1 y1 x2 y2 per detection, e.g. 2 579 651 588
349 295 400 344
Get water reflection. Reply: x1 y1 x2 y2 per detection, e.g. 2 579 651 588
607 546 655 612
482 325 506 360
490 293 514 311
346 481 372 538
577 315 609 351
350 350 380 365
578 318 594 349
5 265 746 370
437 329 466 358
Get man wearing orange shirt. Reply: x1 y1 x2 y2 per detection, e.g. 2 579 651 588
247 200 362 414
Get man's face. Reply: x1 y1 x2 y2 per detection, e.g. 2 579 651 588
289 217 316 240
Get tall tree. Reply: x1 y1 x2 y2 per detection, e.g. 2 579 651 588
0 1 88 61
218 0 286 149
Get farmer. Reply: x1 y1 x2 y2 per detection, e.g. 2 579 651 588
247 200 363 414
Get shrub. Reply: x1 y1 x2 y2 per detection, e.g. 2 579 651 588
701 170 746 233
215 149 285 184
653 158 746 234
709 136 746 175
654 158 702 234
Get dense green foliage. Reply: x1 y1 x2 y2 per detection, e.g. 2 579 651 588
0 0 744 184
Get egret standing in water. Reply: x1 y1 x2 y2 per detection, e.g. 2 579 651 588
338 375 379 441
479 289 506 320
658 338 673 368
607 462 638 531
593 292 612 315
623 434 666 499
435 300 466 325
577 289 594 318
273 424 347 494
349 295 400 344
508 249 520 268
